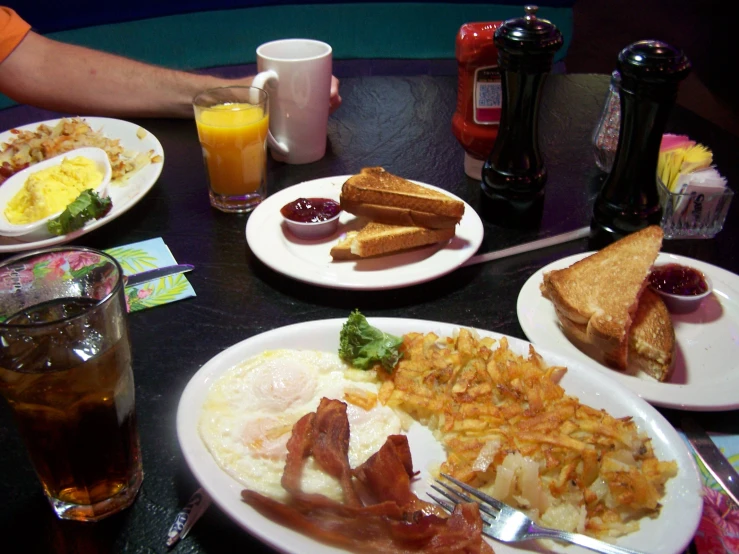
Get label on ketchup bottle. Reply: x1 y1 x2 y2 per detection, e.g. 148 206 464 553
474 66 502 124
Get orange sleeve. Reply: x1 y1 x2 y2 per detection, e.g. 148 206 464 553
0 7 31 63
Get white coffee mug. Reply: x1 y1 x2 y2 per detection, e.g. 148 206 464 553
251 39 332 165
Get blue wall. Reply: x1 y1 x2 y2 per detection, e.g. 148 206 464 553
1 2 573 110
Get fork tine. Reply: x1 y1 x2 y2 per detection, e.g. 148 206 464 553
427 492 455 514
440 473 507 512
429 483 461 505
428 486 498 528
428 491 500 544
432 480 499 521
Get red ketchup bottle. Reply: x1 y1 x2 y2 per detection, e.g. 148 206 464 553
452 21 503 180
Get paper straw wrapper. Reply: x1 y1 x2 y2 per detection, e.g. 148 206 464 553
166 488 212 547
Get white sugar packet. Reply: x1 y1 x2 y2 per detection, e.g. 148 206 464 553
669 168 729 228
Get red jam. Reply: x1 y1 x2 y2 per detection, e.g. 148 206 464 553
649 264 709 296
280 197 340 223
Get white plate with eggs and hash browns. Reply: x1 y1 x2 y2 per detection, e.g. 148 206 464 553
245 177 484 290
177 318 702 554
0 117 164 253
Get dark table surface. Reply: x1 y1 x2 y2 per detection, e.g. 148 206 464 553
1 73 737 553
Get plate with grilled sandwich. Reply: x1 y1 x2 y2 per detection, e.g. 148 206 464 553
246 168 484 290
517 226 739 411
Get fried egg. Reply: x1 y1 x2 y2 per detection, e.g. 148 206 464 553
199 349 403 502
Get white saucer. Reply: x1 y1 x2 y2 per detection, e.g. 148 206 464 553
518 252 739 411
245 176 484 290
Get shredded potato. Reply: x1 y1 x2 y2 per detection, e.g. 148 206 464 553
0 118 160 185
377 329 677 539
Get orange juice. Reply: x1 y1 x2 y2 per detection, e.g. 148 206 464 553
195 103 269 196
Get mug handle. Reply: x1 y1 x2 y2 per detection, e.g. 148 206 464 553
251 70 290 157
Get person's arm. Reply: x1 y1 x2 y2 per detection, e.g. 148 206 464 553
0 31 340 118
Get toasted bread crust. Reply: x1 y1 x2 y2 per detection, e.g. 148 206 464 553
340 199 459 229
553 288 675 380
341 168 464 223
330 222 454 260
629 289 675 381
329 231 360 260
541 226 664 369
551 305 630 369
353 222 454 257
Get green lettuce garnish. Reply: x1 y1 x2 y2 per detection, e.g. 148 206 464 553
339 309 403 372
47 190 113 236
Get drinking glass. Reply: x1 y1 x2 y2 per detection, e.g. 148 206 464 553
193 86 269 213
0 247 143 522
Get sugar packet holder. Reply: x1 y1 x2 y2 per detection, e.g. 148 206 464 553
658 168 733 239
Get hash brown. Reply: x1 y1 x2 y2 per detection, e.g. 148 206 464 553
0 117 161 184
377 329 677 538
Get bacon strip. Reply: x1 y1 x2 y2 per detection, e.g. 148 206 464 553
311 398 361 507
281 412 315 496
243 489 493 554
243 397 494 553
354 434 430 512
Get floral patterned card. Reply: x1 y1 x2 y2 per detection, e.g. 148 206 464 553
684 433 739 553
105 238 195 313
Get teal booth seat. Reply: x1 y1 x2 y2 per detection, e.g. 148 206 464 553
1 1 574 110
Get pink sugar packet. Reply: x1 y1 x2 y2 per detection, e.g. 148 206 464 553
661 133 695 151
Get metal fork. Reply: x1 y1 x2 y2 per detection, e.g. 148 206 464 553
430 473 646 554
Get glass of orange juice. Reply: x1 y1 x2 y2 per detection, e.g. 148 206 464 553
193 86 270 212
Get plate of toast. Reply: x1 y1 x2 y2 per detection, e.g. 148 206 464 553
246 169 484 290
518 226 739 411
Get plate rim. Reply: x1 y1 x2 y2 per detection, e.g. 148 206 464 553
245 176 484 290
176 317 702 554
517 251 739 411
0 116 164 253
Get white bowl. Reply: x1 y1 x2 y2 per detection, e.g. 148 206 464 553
280 197 342 239
649 265 713 314
0 147 112 239
283 212 340 239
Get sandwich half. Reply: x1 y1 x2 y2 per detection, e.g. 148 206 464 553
340 167 465 229
540 225 665 370
330 222 455 260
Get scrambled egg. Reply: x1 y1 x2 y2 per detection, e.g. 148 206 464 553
4 156 104 224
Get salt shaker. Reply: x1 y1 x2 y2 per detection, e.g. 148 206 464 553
591 40 690 242
592 70 621 173
481 5 563 204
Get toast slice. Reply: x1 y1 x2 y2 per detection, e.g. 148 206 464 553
340 167 464 229
550 288 675 381
540 226 664 369
330 231 360 260
330 222 455 260
628 288 675 381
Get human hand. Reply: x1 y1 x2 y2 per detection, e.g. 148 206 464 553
329 75 342 114
235 75 341 113
229 74 340 113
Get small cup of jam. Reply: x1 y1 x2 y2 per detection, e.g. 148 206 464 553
648 263 713 314
280 197 341 239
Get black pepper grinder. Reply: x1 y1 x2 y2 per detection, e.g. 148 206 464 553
591 40 690 243
481 5 563 205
